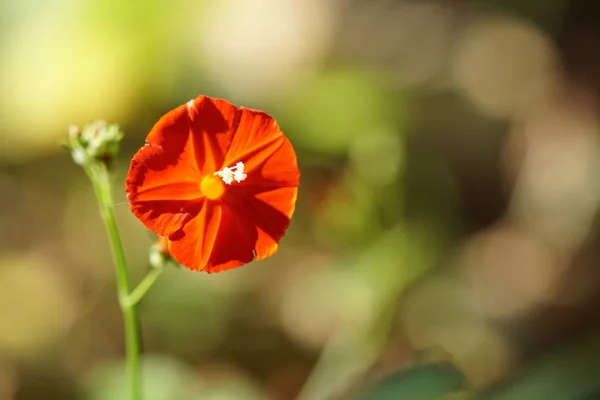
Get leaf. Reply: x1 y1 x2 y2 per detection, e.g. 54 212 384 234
473 333 600 400
357 363 466 400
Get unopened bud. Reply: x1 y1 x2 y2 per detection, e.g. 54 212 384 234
149 236 172 269
80 120 124 160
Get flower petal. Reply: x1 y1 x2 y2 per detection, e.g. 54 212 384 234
224 108 299 187
126 144 203 236
204 202 259 273
169 185 297 272
233 185 298 259
184 96 242 174
198 185 297 273
127 145 202 202
143 102 201 176
126 96 242 236
167 200 222 271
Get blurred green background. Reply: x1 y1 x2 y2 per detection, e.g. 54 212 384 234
2 0 600 399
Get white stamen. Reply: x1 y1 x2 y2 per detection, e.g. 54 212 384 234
233 170 247 183
233 162 247 182
220 167 234 184
214 162 247 184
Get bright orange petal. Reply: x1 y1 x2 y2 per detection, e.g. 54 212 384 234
204 202 258 273
126 145 203 236
237 185 298 260
126 96 241 237
128 197 201 237
143 102 201 175
167 200 222 271
127 145 201 202
199 185 297 273
184 96 241 174
224 108 299 187
142 96 242 175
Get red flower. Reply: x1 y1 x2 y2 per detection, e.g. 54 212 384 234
125 96 299 273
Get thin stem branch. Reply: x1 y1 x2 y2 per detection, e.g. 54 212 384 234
85 162 142 400
125 267 164 308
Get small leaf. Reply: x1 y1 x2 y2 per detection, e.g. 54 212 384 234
473 333 600 400
358 363 466 400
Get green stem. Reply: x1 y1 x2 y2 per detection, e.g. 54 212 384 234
126 267 164 308
85 162 142 400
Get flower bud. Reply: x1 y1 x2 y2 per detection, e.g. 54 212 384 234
65 120 124 167
149 236 173 270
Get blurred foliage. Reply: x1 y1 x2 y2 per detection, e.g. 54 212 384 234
282 67 403 155
473 332 600 400
2 0 600 399
86 355 264 400
357 363 466 400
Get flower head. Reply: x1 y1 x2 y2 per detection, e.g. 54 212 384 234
65 121 124 166
125 96 300 273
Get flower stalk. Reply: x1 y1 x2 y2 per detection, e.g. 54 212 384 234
65 121 164 400
85 160 142 400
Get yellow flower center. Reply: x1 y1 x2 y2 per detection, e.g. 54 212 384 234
200 175 225 200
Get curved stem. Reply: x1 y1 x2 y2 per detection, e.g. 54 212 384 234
86 162 142 400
